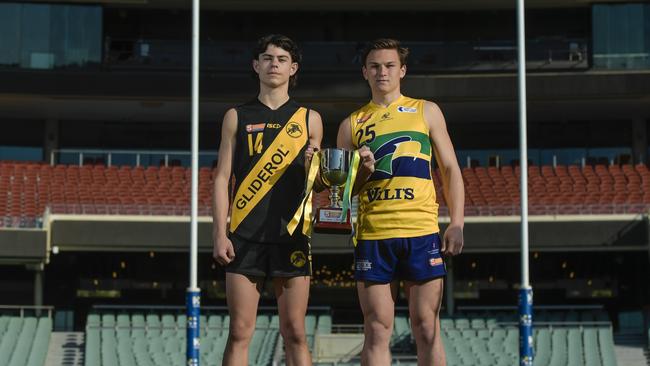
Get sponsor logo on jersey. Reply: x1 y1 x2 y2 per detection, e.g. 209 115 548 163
397 106 417 113
235 146 290 209
429 257 443 266
356 260 372 271
366 187 414 202
246 123 265 133
290 251 307 268
286 122 303 138
356 113 373 124
266 123 281 129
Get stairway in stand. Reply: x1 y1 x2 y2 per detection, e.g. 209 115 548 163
614 331 648 366
45 332 85 366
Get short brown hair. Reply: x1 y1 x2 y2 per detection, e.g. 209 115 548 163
361 38 409 66
252 34 302 87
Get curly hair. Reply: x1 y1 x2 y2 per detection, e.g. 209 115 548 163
252 34 302 88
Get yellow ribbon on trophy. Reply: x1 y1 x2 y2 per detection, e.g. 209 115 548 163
287 150 321 237
339 150 360 223
339 150 360 245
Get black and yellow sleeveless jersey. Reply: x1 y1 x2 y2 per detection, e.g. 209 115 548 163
230 98 309 243
349 95 439 240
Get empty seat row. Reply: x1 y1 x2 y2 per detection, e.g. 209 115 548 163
2 161 650 223
0 316 52 366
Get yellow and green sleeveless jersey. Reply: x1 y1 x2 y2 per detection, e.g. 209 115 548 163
349 95 439 240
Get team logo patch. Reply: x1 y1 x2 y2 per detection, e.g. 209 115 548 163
286 122 303 138
429 258 444 266
397 106 417 113
379 112 393 122
356 260 372 271
290 251 307 268
246 123 265 133
356 113 373 124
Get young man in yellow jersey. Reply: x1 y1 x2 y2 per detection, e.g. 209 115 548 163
337 38 464 366
213 34 322 366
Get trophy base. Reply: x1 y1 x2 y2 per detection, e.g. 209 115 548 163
313 208 352 234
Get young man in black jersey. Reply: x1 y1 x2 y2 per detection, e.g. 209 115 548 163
212 34 322 366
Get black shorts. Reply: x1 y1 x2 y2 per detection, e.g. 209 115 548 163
225 234 312 278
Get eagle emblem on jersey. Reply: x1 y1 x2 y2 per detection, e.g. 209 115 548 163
286 122 303 138
290 251 307 268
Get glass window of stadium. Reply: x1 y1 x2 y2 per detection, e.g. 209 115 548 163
0 146 42 161
451 120 634 167
0 3 102 69
592 3 650 69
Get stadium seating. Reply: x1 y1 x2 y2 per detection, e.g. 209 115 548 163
388 311 618 366
302 310 620 366
459 322 616 366
85 312 277 366
84 310 620 366
85 310 338 366
453 308 610 324
0 315 52 366
1 161 649 227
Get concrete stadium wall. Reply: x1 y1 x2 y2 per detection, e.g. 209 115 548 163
1 214 647 265
45 214 649 254
0 229 48 264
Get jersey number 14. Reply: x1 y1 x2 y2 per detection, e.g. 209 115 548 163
248 133 263 156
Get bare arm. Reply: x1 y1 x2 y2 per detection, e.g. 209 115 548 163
212 108 237 265
336 116 353 151
425 101 465 255
336 117 375 197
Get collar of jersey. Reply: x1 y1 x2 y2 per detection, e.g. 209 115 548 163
368 94 405 111
255 97 293 111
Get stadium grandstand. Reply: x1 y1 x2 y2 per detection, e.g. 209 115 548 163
1 0 650 365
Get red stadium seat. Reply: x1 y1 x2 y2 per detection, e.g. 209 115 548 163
2 160 649 222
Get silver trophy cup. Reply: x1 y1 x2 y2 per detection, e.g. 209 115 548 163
320 148 351 208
